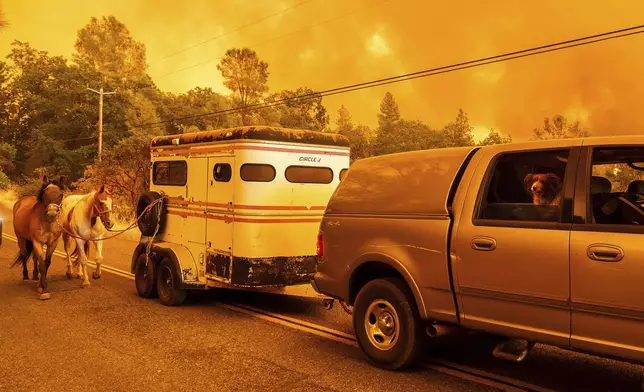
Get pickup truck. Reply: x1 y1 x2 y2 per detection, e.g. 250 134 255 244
312 135 644 370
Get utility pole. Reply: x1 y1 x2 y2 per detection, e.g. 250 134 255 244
87 87 116 162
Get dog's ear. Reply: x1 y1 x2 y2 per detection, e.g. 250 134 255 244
547 173 562 191
524 173 535 190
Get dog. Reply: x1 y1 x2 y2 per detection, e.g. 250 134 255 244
524 173 563 206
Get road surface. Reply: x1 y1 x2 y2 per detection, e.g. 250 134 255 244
1 209 643 391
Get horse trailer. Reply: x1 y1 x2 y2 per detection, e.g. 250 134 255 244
131 126 351 306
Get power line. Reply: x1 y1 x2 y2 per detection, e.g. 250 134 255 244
151 0 317 65
153 0 391 80
132 24 644 129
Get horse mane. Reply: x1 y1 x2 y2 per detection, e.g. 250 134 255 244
37 180 61 203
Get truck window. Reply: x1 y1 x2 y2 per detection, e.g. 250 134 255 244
214 163 232 182
240 163 276 182
476 149 570 223
152 161 187 186
588 146 644 226
339 168 348 181
285 166 333 184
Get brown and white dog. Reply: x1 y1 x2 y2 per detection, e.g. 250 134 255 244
524 173 562 206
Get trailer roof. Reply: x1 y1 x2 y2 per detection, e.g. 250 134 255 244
151 126 350 148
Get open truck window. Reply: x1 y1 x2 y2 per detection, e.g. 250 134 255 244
285 166 333 184
588 146 644 226
152 161 187 186
476 149 570 223
240 163 276 182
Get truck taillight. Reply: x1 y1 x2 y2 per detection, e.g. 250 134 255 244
316 231 324 260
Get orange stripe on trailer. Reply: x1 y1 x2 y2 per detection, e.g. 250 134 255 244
167 209 322 224
166 198 327 211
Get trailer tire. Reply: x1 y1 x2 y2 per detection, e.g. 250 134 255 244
156 257 187 306
134 253 157 299
353 277 425 370
136 191 166 237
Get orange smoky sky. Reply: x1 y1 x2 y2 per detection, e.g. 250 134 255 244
1 0 644 141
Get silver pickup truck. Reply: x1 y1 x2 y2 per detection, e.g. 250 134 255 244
312 135 644 370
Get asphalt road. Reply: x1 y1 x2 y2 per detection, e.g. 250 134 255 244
1 207 643 391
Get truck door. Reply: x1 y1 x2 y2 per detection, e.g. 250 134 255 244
205 156 235 281
451 145 580 348
569 144 644 362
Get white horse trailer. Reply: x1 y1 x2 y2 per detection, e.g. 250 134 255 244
131 126 351 306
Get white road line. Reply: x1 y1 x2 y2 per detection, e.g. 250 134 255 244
2 232 546 392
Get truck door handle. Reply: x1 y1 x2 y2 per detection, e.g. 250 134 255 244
587 244 624 262
471 237 497 251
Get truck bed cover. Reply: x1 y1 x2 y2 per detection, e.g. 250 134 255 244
326 146 479 216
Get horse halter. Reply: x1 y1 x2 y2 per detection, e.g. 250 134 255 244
93 201 112 226
45 203 62 222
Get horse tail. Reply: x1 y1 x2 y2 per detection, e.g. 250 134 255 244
11 240 33 268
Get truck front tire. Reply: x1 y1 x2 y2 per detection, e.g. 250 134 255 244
353 277 425 370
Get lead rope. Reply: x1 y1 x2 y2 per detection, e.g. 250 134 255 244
56 196 166 242
144 199 164 270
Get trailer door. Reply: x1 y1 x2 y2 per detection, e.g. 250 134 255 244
205 156 235 281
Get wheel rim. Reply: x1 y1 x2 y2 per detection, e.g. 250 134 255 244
159 265 173 298
364 299 400 351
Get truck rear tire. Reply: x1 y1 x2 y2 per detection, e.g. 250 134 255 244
352 277 425 370
156 258 187 306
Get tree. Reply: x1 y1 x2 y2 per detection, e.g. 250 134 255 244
73 16 147 85
478 129 512 146
440 109 475 147
377 92 400 130
159 87 234 133
0 9 9 31
217 48 269 125
265 87 329 131
531 114 591 140
335 105 353 134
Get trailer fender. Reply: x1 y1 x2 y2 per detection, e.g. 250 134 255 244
131 241 205 289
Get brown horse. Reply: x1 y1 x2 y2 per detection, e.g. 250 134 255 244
11 175 66 300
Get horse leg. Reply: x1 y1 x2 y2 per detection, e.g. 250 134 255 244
16 238 29 280
32 242 50 300
75 238 91 288
31 241 39 281
63 233 74 279
93 239 103 280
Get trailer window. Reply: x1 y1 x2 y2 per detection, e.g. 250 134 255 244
240 163 276 182
339 169 348 181
285 166 333 184
214 163 232 182
153 161 187 186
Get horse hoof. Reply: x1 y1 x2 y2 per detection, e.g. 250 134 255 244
66 272 73 279
36 287 43 293
82 282 90 288
39 292 51 300
92 272 101 280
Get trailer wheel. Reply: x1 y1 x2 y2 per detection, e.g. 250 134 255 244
352 277 425 370
136 191 166 237
134 253 157 299
156 258 187 306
